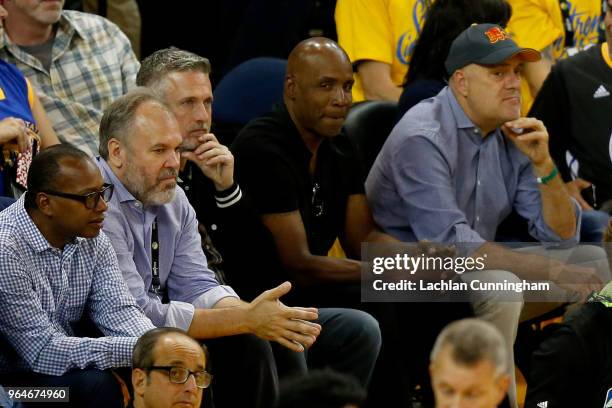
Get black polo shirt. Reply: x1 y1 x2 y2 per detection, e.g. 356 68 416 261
230 103 365 299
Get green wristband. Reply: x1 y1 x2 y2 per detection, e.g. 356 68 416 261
536 166 558 185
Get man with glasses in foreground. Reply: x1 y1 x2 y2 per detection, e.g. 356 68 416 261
131 328 210 408
0 144 155 407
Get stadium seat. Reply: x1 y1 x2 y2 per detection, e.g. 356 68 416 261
343 101 398 172
213 57 287 145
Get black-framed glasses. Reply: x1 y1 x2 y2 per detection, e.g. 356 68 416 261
146 366 212 389
42 183 114 209
311 182 324 217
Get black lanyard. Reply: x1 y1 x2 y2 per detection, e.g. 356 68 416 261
151 218 162 295
151 218 170 303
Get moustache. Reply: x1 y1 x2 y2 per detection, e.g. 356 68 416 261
188 124 210 133
158 168 178 181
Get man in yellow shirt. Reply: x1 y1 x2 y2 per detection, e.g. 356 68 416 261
335 0 429 102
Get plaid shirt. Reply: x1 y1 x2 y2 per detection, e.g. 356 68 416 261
0 197 155 376
0 11 139 157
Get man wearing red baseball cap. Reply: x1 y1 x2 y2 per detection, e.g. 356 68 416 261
367 23 611 408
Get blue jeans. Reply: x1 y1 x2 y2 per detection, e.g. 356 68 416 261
272 308 381 387
580 209 610 242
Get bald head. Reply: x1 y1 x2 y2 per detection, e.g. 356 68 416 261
287 37 351 79
284 38 353 140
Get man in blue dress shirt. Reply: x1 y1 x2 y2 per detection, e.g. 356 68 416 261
0 144 155 407
366 24 610 408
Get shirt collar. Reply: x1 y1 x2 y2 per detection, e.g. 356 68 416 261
444 86 478 130
58 11 86 40
443 86 505 144
96 157 140 204
275 103 315 166
14 195 83 253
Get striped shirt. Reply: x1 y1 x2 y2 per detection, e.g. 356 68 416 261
0 11 139 157
0 196 154 375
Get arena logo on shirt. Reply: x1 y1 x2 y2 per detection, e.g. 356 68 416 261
396 0 428 65
567 0 601 49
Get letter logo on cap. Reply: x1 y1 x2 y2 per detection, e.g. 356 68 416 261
484 27 509 43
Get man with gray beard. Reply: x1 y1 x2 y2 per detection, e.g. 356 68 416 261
96 88 323 408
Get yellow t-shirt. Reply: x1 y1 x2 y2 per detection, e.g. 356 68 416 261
335 0 428 102
507 0 601 113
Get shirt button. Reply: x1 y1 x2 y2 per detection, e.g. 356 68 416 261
473 129 479 134
476 216 480 222
477 180 481 186
134 202 141 208
211 224 217 231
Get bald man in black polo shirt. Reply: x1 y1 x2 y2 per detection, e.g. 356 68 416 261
232 37 395 303
231 37 471 406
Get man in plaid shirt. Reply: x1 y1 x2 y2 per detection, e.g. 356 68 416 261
0 144 154 408
0 0 138 157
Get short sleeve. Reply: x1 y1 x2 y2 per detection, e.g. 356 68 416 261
335 0 394 65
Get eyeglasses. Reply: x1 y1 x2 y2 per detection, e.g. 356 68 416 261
311 182 324 217
42 183 114 210
146 366 213 389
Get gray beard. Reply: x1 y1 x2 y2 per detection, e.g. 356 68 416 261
122 166 177 207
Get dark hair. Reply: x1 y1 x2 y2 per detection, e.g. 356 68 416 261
132 327 207 370
405 0 512 85
25 144 92 209
98 88 171 159
275 369 366 408
136 47 211 89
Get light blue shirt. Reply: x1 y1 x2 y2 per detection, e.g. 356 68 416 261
98 158 238 331
0 196 154 375
366 86 580 248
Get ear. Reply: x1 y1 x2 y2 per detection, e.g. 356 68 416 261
495 374 511 405
452 70 469 98
36 193 54 217
285 75 297 100
107 138 125 169
132 368 147 398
